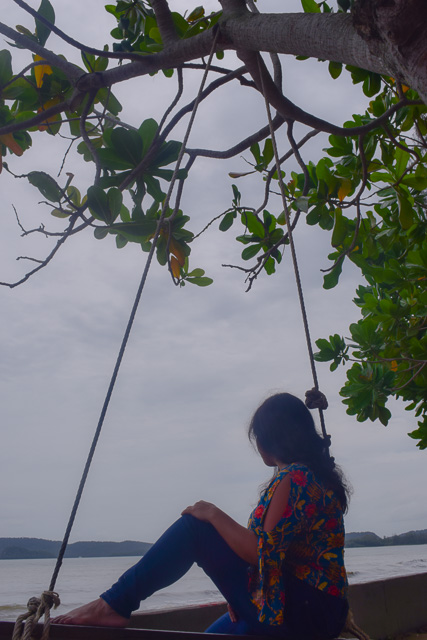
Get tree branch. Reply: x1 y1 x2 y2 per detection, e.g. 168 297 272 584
10 0 141 62
151 0 179 43
0 215 80 288
239 49 421 136
187 114 284 160
0 20 82 81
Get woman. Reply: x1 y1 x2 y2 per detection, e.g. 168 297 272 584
54 393 350 638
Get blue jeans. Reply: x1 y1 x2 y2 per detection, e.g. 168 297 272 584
101 515 348 638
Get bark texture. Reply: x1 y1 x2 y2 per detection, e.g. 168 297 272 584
353 0 427 101
220 12 390 75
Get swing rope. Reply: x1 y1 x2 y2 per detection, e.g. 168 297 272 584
256 55 331 450
12 26 219 640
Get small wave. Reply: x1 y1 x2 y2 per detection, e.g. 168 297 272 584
0 603 26 621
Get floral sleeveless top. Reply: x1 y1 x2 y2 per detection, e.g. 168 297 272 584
247 463 348 625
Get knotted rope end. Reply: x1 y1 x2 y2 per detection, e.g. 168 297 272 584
305 387 328 411
13 591 61 640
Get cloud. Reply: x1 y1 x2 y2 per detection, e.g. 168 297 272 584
1 0 426 551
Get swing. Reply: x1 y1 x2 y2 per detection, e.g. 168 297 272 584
1 39 385 640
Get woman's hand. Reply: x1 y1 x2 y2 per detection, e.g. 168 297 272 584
182 501 258 565
181 500 219 523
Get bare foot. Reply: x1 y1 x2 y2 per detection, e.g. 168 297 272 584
52 598 129 627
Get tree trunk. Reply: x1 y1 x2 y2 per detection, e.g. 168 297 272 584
100 6 427 104
352 0 427 102
220 12 389 75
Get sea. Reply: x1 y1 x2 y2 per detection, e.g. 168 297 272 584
1 544 427 622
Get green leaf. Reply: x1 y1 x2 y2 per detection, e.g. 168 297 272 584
120 204 131 222
27 171 62 202
87 185 112 223
250 142 261 165
97 87 122 116
241 211 265 237
110 127 143 166
331 208 349 246
326 135 352 156
187 268 205 277
144 174 164 201
50 207 69 219
139 118 158 155
301 0 321 12
116 234 128 249
323 260 343 289
154 140 181 167
94 227 109 240
397 193 414 230
95 47 110 72
35 0 55 47
262 138 274 166
294 196 310 212
97 149 134 171
109 220 157 242
0 50 13 86
264 256 276 275
66 186 81 207
394 145 410 178
219 211 235 232
402 175 427 190
362 73 381 97
81 52 96 73
242 244 261 260
186 276 213 287
107 187 123 221
328 61 342 79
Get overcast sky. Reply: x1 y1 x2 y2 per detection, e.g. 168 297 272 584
1 0 426 554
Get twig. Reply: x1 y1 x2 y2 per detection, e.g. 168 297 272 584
79 91 102 184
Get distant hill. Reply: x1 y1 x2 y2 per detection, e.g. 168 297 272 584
345 529 427 548
345 531 384 547
1 528 427 559
0 538 152 560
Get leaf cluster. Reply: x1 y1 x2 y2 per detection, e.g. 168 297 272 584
1 0 426 445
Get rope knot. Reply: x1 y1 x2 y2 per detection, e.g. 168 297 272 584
41 591 61 610
305 387 328 411
13 592 60 640
26 597 41 614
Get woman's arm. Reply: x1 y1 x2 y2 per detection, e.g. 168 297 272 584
262 474 292 531
181 501 258 565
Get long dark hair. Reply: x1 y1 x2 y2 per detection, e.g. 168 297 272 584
248 393 350 512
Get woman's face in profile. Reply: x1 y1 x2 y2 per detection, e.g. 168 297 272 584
257 442 278 467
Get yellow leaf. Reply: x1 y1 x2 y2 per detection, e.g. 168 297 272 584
170 255 181 278
0 133 23 156
187 6 205 23
34 54 53 88
391 360 398 372
390 78 410 93
38 96 61 130
338 179 351 202
169 238 186 266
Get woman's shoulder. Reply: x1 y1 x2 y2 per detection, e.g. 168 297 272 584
277 462 314 480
